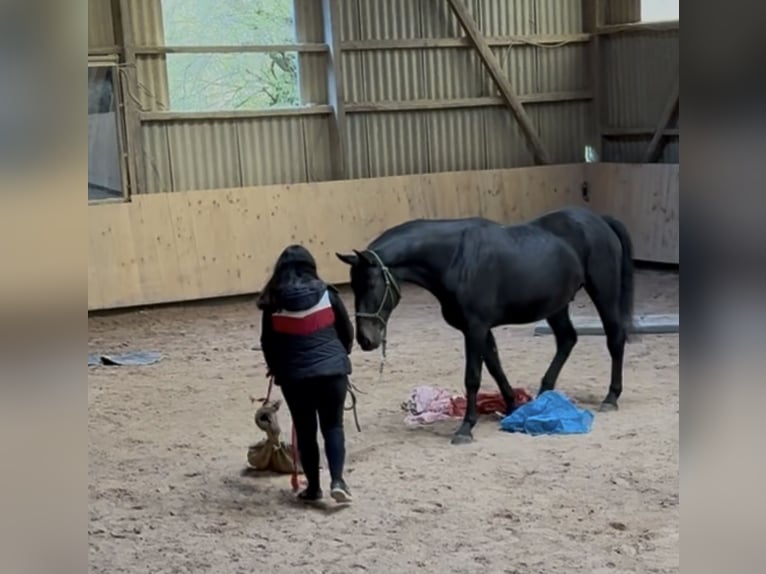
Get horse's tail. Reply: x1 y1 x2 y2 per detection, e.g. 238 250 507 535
601 215 636 339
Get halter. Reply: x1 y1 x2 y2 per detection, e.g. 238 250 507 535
353 249 401 364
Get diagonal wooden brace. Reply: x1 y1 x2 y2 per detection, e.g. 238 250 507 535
642 77 679 163
445 0 552 164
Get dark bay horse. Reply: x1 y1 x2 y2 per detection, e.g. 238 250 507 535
336 206 635 444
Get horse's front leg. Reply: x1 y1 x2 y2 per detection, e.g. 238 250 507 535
483 330 516 415
451 331 485 445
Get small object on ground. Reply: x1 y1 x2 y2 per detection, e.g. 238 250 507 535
401 386 453 424
88 351 163 366
246 398 299 474
533 313 678 336
499 390 594 435
401 385 532 425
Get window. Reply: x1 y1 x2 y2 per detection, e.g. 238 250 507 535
640 0 679 22
88 60 128 202
160 0 301 111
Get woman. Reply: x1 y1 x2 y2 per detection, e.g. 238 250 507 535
257 245 354 503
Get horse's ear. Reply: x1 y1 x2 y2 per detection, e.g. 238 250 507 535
336 252 358 266
354 249 377 266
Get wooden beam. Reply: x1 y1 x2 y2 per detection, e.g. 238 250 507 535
444 0 551 164
346 91 593 114
134 43 328 55
583 0 603 159
322 0 347 180
137 93 591 121
139 106 333 122
88 55 120 66
110 0 124 50
596 20 679 35
642 78 679 162
118 0 147 196
139 93 591 121
88 46 123 57
602 127 679 137
341 34 590 51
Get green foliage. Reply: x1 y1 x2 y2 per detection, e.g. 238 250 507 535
160 0 299 111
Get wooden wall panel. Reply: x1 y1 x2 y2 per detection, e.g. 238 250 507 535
89 163 679 311
586 162 678 263
88 165 587 310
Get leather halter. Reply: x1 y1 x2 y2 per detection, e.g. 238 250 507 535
353 249 401 326
353 249 401 361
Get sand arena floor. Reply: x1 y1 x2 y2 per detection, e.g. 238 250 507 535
89 268 678 574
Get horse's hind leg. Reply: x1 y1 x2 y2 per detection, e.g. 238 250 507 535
597 305 626 412
586 288 626 412
538 306 577 396
483 331 516 414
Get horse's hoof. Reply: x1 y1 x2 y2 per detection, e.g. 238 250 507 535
599 401 619 412
450 433 474 445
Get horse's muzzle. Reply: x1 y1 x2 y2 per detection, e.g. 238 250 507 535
357 333 379 351
356 316 384 351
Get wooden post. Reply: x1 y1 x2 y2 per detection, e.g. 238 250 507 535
583 0 602 160
118 0 147 195
642 77 679 163
444 0 551 165
321 0 347 180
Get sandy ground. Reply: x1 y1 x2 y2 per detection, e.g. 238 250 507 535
89 268 678 574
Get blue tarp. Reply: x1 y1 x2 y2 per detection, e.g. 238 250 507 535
499 390 594 435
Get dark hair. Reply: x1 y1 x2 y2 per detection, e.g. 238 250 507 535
257 244 320 310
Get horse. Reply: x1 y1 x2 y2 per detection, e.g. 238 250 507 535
336 206 635 445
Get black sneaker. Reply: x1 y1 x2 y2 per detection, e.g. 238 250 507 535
297 487 322 502
330 480 352 504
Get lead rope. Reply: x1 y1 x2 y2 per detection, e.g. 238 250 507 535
345 380 363 433
256 376 301 492
290 424 300 492
377 326 389 395
340 330 387 436
251 375 274 405
355 248 399 385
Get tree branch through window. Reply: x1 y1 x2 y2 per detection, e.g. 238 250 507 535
160 0 300 111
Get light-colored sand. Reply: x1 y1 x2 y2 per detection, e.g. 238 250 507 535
89 268 678 574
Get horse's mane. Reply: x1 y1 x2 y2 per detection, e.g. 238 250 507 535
368 217 493 250
368 219 428 248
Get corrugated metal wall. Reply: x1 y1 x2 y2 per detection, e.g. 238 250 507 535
154 0 593 192
602 0 640 25
131 0 333 192
601 28 679 163
88 0 116 51
91 0 677 194
142 116 333 193
131 0 171 112
339 0 592 179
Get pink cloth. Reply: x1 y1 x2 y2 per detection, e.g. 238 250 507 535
401 385 533 426
401 385 458 425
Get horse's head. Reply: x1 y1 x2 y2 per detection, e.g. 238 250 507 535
336 249 401 351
